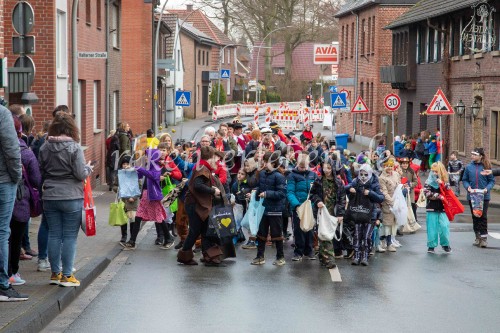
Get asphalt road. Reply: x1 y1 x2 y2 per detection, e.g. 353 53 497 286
46 219 500 333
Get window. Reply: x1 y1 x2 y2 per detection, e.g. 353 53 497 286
367 17 371 55
459 17 464 55
454 110 466 154
226 78 231 96
361 19 365 55
221 48 225 64
93 81 100 130
416 27 421 63
351 22 355 58
345 25 349 59
433 28 439 62
365 82 369 121
86 0 91 24
177 49 180 70
227 49 231 64
202 51 205 66
97 0 102 28
112 91 119 129
359 82 364 121
370 83 374 122
419 103 428 131
404 32 409 64
273 67 285 75
341 26 344 59
449 21 454 56
206 52 209 66
111 4 120 48
491 109 500 161
77 80 84 131
56 10 67 75
426 27 431 63
197 85 200 104
371 16 375 54
198 50 201 65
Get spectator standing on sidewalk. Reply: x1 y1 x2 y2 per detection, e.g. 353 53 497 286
8 116 41 286
0 105 26 301
39 113 93 287
462 148 495 248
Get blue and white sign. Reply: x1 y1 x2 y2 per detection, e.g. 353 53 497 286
175 91 191 107
330 92 347 109
329 86 337 93
220 69 231 79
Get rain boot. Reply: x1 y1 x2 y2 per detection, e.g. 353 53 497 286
351 251 361 265
177 250 198 265
360 251 369 266
204 246 226 267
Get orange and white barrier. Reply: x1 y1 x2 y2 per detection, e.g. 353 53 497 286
254 104 259 126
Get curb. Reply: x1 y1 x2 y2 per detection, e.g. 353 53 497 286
3 245 123 333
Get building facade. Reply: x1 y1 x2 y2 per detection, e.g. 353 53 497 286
386 0 500 168
335 0 417 146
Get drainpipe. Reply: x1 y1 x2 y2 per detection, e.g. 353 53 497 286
105 0 110 134
352 10 359 142
72 0 79 129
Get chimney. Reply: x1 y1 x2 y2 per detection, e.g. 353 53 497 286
186 4 193 11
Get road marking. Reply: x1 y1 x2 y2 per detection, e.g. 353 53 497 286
488 232 500 239
329 266 342 282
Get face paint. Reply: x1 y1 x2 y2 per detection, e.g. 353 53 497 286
359 171 369 184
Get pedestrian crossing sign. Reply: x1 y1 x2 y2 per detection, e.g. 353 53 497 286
175 91 191 107
220 69 231 79
426 89 454 115
350 96 369 113
330 92 347 109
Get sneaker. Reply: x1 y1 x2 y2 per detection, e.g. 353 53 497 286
376 245 386 253
25 249 38 257
273 257 286 266
387 244 397 252
123 242 136 250
442 246 452 253
37 258 50 272
59 274 80 287
9 273 26 286
380 239 387 249
0 286 29 302
50 272 62 285
251 257 265 265
427 247 435 254
119 240 128 248
154 237 164 246
392 239 402 247
306 254 317 260
242 240 257 249
334 254 344 259
473 237 481 247
174 240 184 250
292 255 303 261
160 241 175 250
480 238 488 248
344 250 355 259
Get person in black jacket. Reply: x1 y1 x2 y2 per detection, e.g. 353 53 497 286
251 152 287 266
310 160 346 269
344 164 385 265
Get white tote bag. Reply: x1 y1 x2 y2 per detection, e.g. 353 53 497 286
416 190 427 208
317 207 338 241
297 199 315 232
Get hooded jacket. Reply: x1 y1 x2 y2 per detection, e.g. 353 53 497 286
13 140 41 222
286 169 317 209
136 149 163 201
39 136 91 200
0 107 21 184
462 161 495 201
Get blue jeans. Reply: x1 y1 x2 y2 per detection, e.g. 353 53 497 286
44 199 83 277
37 213 49 260
0 182 17 288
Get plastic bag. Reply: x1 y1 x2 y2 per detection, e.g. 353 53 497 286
441 184 465 221
162 176 176 197
317 207 338 241
297 199 315 232
117 169 141 199
108 200 128 226
233 203 244 230
241 192 265 236
82 177 96 236
470 189 484 218
390 184 408 227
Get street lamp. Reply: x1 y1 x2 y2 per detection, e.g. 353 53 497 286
454 99 465 116
216 43 240 107
153 0 170 132
255 26 291 103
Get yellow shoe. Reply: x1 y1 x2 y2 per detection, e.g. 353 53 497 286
59 274 80 287
50 272 62 285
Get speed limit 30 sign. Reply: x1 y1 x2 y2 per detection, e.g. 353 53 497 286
384 93 401 112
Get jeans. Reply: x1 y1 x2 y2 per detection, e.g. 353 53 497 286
9 219 26 276
292 211 313 257
44 199 83 277
0 182 17 288
37 213 49 260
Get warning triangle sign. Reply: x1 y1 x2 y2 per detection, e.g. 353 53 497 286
351 96 369 113
176 93 189 106
426 89 454 115
333 95 346 107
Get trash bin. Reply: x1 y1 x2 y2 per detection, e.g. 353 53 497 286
335 133 349 150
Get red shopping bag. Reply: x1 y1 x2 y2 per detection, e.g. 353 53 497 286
82 177 96 236
440 183 464 222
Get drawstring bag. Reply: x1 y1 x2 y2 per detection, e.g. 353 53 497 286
416 189 427 208
403 193 421 233
297 184 315 232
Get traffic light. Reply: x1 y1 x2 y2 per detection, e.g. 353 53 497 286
306 95 311 107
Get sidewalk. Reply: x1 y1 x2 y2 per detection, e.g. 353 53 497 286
0 186 133 333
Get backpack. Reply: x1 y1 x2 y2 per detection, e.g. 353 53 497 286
415 142 425 156
107 133 121 168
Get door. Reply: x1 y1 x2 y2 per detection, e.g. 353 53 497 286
202 85 209 113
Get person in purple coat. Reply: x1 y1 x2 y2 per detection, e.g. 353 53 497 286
8 117 41 286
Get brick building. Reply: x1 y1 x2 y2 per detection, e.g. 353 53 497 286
169 5 237 111
385 0 500 167
4 0 107 184
335 0 417 147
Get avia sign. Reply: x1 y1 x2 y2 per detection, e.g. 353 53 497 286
313 43 339 65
